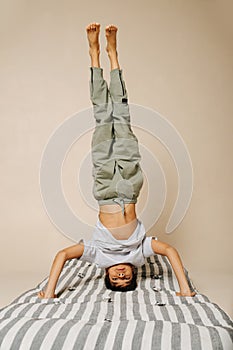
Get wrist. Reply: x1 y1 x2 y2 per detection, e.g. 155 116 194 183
180 287 191 293
43 288 57 298
45 293 57 298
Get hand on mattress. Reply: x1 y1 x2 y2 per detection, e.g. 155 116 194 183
37 290 57 299
176 291 196 297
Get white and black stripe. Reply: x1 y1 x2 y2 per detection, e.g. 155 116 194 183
0 256 232 349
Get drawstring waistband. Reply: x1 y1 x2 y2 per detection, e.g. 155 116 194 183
98 197 137 216
113 198 125 215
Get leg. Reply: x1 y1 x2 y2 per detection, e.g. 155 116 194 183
87 23 116 201
105 26 144 203
86 22 101 68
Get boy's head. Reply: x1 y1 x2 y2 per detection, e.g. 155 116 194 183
104 263 137 292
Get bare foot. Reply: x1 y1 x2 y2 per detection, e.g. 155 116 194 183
86 22 100 55
105 25 118 55
37 290 57 299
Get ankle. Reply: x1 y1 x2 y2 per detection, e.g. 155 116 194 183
107 48 117 56
89 47 100 56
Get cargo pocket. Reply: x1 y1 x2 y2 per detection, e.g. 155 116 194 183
117 160 144 199
117 160 139 179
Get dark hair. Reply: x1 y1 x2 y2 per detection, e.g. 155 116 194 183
104 268 137 292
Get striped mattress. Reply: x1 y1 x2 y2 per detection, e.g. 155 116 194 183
0 255 232 350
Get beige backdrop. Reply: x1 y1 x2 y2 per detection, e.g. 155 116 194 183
0 0 232 318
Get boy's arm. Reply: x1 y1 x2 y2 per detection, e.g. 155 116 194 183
38 243 84 299
151 240 196 297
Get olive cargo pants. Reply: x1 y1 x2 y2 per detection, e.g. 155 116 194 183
90 67 143 213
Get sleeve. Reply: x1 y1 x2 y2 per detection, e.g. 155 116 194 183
78 239 97 264
142 236 158 258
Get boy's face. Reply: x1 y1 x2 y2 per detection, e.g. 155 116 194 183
106 263 133 287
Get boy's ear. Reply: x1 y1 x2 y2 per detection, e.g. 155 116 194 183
131 265 136 274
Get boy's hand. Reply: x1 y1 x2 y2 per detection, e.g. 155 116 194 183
37 290 57 299
176 291 196 297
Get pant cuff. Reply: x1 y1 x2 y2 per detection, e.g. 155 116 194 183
90 67 104 81
110 68 122 79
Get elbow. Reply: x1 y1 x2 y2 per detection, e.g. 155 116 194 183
56 250 67 261
165 245 178 257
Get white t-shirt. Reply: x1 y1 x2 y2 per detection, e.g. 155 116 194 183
80 219 156 268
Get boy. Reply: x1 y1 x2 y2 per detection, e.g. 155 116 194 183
38 23 195 298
